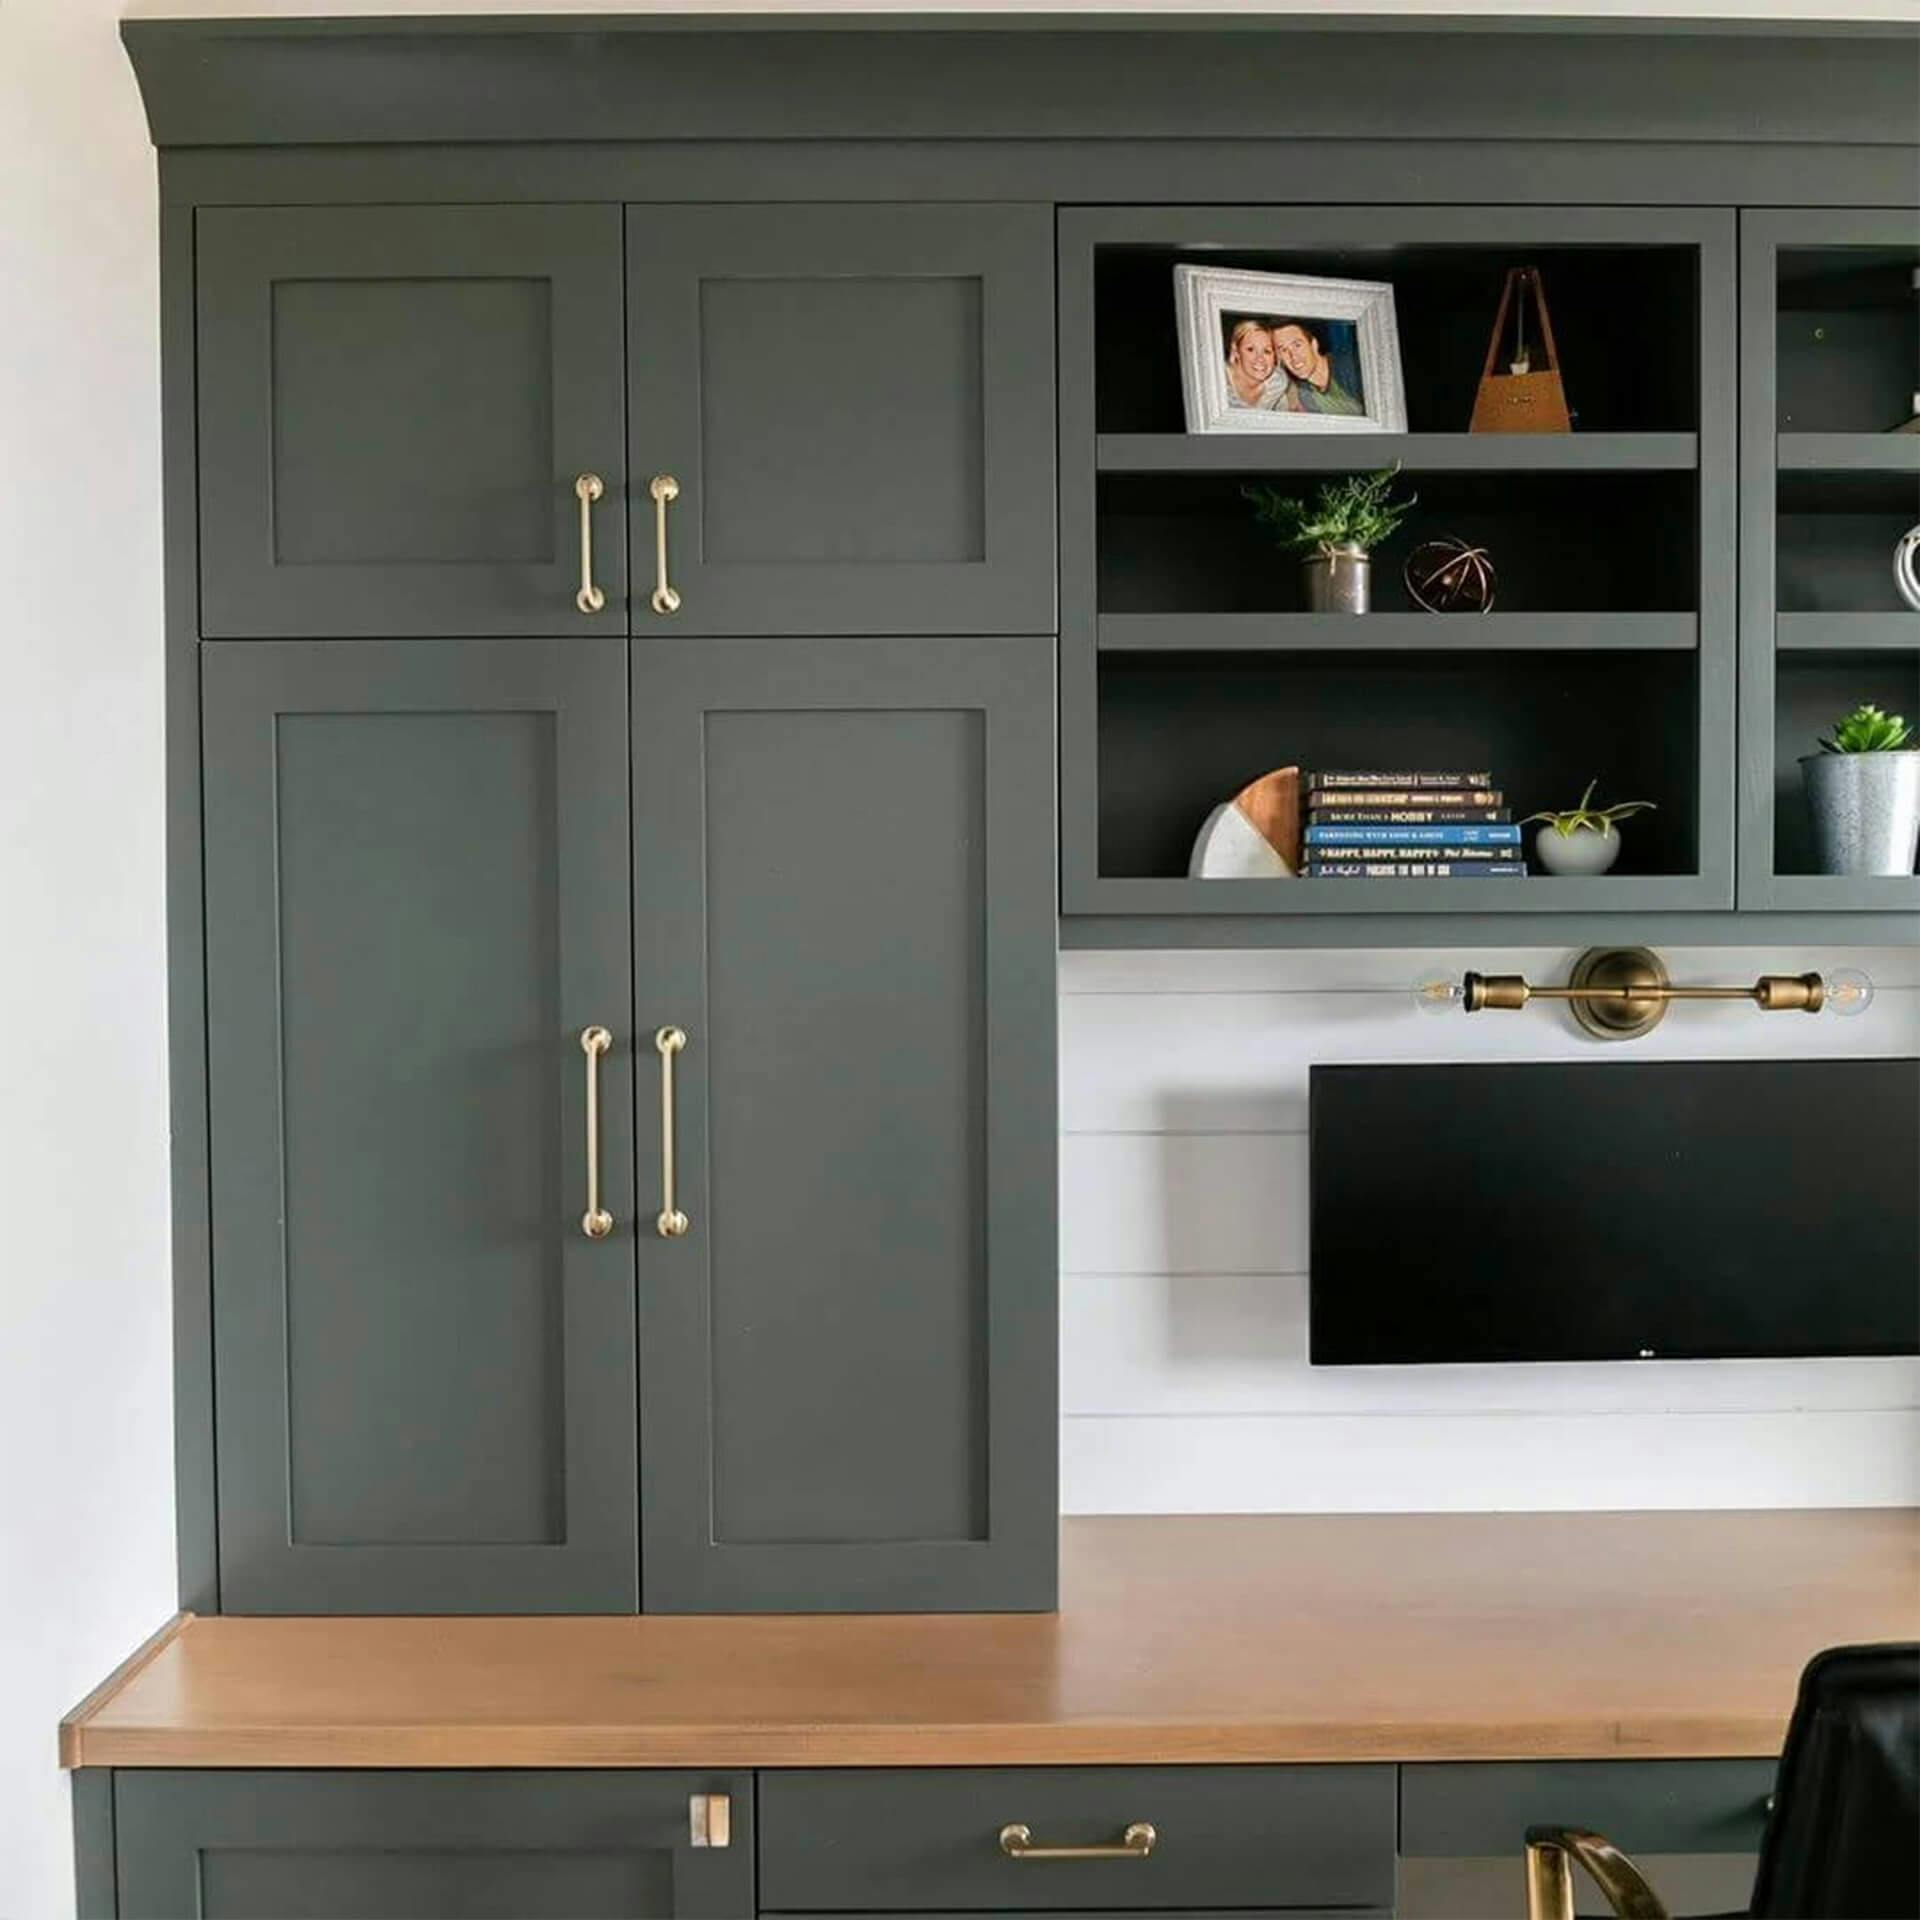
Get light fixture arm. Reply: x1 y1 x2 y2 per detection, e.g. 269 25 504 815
1420 947 1873 1041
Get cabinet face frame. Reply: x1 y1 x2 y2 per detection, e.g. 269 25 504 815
110 1770 754 1919
1736 205 1920 914
632 637 1058 1612
1057 204 1739 921
625 203 1057 637
202 639 639 1614
196 204 628 639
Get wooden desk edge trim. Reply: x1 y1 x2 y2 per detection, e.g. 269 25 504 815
61 1713 1795 1772
59 1612 195 1769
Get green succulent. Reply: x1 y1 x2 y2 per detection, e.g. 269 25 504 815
1243 466 1415 558
1522 779 1657 839
1820 703 1913 754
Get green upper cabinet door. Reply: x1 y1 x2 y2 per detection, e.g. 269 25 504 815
203 640 638 1612
196 206 626 637
113 1771 754 1919
634 638 1057 1611
626 205 1056 636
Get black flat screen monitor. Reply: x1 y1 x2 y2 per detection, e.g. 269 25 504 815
1309 1058 1920 1364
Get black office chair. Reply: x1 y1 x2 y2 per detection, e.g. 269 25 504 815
1524 1644 1920 1920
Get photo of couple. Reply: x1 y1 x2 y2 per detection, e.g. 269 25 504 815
1222 313 1365 417
1175 264 1406 435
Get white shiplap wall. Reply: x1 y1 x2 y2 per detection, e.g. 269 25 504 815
1058 946 1920 1514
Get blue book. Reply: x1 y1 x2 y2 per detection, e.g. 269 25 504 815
1307 862 1528 878
1304 823 1523 848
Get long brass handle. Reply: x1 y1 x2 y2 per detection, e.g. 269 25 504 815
649 473 682 615
574 473 606 615
655 1026 690 1238
580 1026 614 1239
999 1822 1157 1861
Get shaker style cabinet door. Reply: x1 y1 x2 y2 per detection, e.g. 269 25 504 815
203 641 638 1612
113 1771 754 1919
626 205 1056 636
634 639 1057 1611
196 206 626 637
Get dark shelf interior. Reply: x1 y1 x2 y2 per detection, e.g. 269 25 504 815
1777 468 1920 613
1092 242 1701 436
1776 246 1920 434
1772 650 1920 876
1098 471 1698 614
1096 649 1700 880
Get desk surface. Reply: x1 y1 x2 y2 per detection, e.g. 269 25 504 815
61 1510 1920 1770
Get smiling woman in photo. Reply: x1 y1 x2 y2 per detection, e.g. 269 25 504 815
1223 316 1289 410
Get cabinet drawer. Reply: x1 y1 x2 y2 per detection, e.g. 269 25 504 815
759 1766 1395 1911
1400 1759 1776 1857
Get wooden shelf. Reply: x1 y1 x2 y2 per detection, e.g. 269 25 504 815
1777 613 1920 652
1777 433 1920 473
1096 432 1699 474
1097 613 1698 653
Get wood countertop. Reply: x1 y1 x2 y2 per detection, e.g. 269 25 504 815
61 1511 1919 1770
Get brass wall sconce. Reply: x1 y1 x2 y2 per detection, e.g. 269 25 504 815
1414 945 1875 1041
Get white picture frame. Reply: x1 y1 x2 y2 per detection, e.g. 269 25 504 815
1175 264 1407 434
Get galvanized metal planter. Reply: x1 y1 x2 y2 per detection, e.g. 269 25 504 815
1303 544 1371 614
1800 750 1920 877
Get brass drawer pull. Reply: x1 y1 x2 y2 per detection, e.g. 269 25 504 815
574 473 606 615
999 1821 1157 1861
648 473 682 615
579 1026 614 1239
655 1025 690 1238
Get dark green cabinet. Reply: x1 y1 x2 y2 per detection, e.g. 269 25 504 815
111 1771 752 1919
197 205 627 638
626 205 1056 636
202 640 639 1613
634 639 1058 1611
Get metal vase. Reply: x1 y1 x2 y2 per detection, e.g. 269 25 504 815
1799 750 1920 877
1303 544 1370 615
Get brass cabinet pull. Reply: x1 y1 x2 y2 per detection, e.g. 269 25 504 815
648 473 682 615
689 1793 731 1849
574 473 607 615
999 1822 1157 1861
655 1026 690 1238
579 1025 614 1239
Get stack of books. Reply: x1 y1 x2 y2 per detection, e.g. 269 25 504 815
1302 769 1525 879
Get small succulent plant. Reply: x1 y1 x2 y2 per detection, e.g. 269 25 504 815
1523 779 1657 838
1820 703 1913 754
1243 466 1416 558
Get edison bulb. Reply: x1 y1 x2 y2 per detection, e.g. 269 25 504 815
1412 974 1464 1016
1825 967 1875 1017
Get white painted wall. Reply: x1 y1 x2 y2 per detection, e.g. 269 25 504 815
1 2 1913 1916
1 5 177 1920
1059 947 1920 1513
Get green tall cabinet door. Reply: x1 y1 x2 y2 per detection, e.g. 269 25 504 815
197 205 626 637
626 204 1056 636
634 638 1058 1611
113 1771 754 1918
203 640 638 1612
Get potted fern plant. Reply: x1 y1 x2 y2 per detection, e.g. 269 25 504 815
1521 780 1656 877
1801 703 1920 877
1244 467 1414 615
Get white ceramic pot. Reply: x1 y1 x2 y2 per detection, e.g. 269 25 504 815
1532 822 1621 876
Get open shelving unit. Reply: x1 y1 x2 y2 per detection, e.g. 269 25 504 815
1739 210 1920 914
1057 206 1736 937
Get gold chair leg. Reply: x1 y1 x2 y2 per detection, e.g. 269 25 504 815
1526 1837 1577 1920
